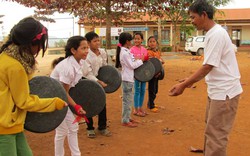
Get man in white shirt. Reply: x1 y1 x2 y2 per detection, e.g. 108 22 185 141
169 1 243 156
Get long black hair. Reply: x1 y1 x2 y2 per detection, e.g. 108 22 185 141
52 36 86 68
115 32 132 68
0 17 48 57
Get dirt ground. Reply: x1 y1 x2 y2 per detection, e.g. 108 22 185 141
25 51 250 156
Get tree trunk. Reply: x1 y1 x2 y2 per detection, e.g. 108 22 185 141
173 22 178 52
157 18 162 51
105 0 111 49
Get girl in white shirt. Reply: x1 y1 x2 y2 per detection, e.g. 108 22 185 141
50 36 88 156
115 32 144 128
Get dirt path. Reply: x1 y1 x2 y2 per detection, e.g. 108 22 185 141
26 52 250 156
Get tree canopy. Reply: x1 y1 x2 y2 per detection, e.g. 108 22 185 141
6 0 231 49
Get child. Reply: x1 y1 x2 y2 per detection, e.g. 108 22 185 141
130 32 149 117
0 17 66 156
83 31 111 138
115 32 144 127
50 36 87 156
147 36 165 113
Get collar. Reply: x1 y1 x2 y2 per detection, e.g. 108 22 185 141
68 56 82 71
147 47 158 52
121 46 130 51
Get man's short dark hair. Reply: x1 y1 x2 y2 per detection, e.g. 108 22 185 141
188 0 215 19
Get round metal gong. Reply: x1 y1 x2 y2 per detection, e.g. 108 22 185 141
149 57 163 75
97 65 121 93
25 76 68 133
69 79 106 118
158 68 165 80
134 61 155 82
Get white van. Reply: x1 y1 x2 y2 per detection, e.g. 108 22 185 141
185 36 205 55
185 36 237 55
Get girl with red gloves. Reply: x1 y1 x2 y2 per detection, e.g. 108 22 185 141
50 36 88 156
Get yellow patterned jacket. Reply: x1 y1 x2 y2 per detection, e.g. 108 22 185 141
0 53 64 134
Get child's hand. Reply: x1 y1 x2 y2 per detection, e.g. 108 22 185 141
74 104 86 115
98 80 108 87
54 97 67 110
73 104 88 124
160 58 165 64
141 53 149 62
144 54 149 61
134 55 140 60
155 72 161 78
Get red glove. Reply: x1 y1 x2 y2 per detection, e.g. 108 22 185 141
73 104 89 124
74 104 82 115
144 54 149 61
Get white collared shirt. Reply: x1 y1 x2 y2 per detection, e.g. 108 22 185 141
50 56 83 87
84 48 107 81
203 24 243 100
120 47 143 82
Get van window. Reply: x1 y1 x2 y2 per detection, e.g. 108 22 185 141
196 37 205 42
187 37 193 42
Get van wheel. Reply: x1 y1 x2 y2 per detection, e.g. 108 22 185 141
191 52 196 55
197 48 204 56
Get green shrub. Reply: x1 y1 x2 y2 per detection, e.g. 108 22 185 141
161 46 172 52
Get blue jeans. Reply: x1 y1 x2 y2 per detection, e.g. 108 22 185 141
121 81 134 123
134 80 146 108
0 132 33 156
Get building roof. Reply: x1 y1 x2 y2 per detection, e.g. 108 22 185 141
217 8 250 20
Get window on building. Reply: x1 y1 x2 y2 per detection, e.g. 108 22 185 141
153 29 170 44
153 30 158 40
161 30 170 41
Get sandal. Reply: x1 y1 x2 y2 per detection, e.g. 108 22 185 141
133 110 138 115
87 130 96 138
139 109 148 115
134 111 146 117
129 119 140 124
98 129 112 137
150 108 159 113
122 122 138 128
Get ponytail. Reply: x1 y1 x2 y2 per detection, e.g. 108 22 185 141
0 38 13 53
115 46 121 68
51 57 65 69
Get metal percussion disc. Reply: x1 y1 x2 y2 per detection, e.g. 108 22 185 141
69 79 106 118
97 65 121 93
134 61 155 82
158 68 165 80
25 76 68 133
149 58 163 75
